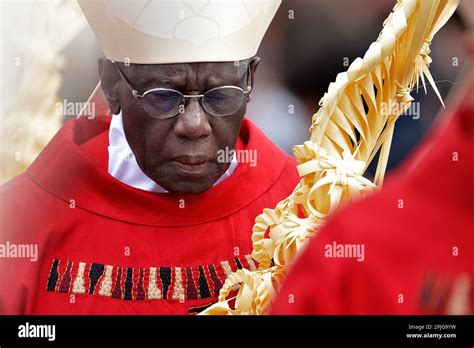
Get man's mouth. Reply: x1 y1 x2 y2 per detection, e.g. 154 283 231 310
171 155 212 176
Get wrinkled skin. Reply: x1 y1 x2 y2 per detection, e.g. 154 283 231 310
99 57 260 194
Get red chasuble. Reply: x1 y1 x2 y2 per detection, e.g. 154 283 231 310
272 81 474 315
0 116 299 315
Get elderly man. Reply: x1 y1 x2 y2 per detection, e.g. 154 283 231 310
0 0 298 314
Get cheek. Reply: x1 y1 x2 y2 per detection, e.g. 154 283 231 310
210 116 242 151
211 112 245 150
121 105 172 165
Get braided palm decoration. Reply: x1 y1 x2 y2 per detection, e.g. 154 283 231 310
201 0 459 315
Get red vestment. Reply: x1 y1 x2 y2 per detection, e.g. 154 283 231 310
0 116 299 314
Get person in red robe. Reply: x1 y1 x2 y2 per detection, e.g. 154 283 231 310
272 43 474 315
0 0 297 314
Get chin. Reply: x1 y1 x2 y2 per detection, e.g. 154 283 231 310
162 181 214 194
150 173 216 194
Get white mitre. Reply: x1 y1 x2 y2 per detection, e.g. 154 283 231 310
78 0 282 64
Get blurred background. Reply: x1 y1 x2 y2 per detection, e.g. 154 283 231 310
0 0 469 184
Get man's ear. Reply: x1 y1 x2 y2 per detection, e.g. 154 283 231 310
247 56 260 102
249 56 260 86
98 57 121 115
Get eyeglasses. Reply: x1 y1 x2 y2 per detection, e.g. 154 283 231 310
111 60 252 119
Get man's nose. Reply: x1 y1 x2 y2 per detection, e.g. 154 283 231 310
173 98 212 140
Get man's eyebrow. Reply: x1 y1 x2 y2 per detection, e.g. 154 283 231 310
120 64 185 88
208 68 248 87
135 73 185 89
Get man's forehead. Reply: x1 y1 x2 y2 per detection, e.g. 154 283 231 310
122 60 248 86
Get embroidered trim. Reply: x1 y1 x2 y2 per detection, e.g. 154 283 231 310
72 262 86 294
197 266 211 299
58 261 73 293
171 267 184 301
98 265 113 297
46 255 256 301
160 267 171 299
148 267 162 299
46 259 60 291
208 264 223 296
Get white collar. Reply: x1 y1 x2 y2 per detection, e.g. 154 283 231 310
107 112 238 193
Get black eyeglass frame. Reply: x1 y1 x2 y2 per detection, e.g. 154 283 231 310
109 59 253 118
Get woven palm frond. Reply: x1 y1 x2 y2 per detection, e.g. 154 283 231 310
200 0 459 315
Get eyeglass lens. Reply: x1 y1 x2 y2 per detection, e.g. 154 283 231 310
142 87 246 119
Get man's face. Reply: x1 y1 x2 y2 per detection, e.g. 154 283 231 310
100 58 259 194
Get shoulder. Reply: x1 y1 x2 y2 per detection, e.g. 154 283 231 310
0 173 62 238
0 173 38 206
